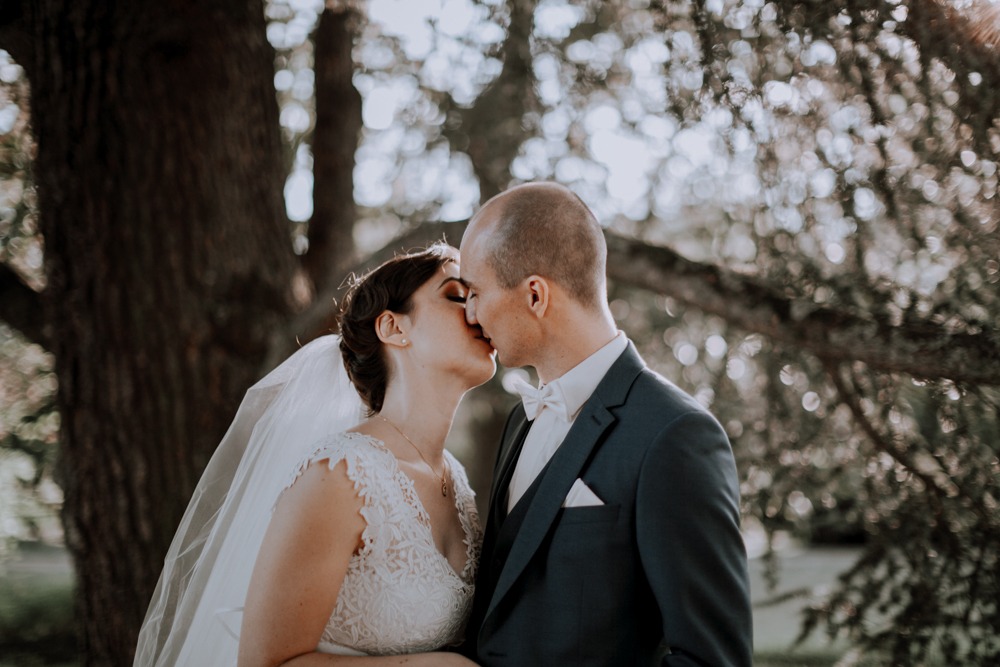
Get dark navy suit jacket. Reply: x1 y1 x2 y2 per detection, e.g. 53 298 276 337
464 342 753 666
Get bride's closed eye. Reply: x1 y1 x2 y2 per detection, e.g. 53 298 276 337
447 294 467 304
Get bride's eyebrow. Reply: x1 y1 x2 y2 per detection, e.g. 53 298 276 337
438 277 468 290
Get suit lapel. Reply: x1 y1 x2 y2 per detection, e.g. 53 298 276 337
484 343 647 623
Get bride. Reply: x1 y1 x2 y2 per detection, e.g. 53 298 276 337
135 244 495 666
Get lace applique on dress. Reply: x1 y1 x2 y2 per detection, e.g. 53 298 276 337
282 432 482 656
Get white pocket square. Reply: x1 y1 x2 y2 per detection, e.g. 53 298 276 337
562 478 604 508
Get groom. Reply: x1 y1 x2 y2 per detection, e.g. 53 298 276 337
458 182 752 666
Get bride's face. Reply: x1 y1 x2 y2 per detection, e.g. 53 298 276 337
403 261 497 388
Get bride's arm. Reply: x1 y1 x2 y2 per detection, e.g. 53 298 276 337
238 458 360 666
237 459 477 667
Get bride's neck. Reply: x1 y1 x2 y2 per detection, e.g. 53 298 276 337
376 380 462 457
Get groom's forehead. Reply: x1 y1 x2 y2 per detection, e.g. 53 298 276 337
457 258 490 287
462 241 507 289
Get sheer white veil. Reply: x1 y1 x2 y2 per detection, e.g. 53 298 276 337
134 335 365 666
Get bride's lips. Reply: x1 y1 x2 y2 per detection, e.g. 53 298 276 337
475 333 495 350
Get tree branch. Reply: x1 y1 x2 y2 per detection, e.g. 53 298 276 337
605 232 1000 385
0 262 47 346
268 222 1000 384
828 362 956 505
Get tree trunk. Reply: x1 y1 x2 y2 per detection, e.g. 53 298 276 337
449 0 537 202
302 7 361 296
25 2 297 663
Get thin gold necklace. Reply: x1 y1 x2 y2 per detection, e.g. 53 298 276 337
380 417 449 497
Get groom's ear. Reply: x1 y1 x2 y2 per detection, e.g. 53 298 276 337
375 310 408 346
525 276 550 319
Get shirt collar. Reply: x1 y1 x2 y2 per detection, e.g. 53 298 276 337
544 331 627 420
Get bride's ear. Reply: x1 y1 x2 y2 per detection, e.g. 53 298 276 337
375 310 409 347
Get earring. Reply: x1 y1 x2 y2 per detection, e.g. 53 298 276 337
401 338 408 345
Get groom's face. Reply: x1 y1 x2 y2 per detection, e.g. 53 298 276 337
459 232 534 370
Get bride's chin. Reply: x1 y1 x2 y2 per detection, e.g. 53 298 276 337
466 357 497 388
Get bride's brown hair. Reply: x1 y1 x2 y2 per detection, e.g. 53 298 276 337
336 243 457 414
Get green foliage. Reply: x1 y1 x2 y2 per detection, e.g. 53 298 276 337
752 655 840 667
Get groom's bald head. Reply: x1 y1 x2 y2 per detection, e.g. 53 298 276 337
465 182 607 309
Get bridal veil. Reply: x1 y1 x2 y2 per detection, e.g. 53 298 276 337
134 335 365 666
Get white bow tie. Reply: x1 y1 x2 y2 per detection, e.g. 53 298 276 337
510 376 569 421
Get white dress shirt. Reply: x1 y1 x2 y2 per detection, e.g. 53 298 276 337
506 332 628 513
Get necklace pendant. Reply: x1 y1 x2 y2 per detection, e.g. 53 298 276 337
441 479 448 497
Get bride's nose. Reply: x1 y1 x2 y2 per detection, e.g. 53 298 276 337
464 299 478 325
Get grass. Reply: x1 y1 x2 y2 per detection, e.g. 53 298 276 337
1 542 861 666
0 543 78 666
752 653 841 667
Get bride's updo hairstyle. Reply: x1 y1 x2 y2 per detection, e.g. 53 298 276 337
337 243 458 414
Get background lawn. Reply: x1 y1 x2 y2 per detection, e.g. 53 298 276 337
1 541 860 666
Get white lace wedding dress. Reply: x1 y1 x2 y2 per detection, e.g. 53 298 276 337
281 431 482 656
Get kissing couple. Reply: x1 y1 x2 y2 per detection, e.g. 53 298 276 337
135 182 753 666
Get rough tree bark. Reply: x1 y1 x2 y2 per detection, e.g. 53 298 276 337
6 2 298 663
